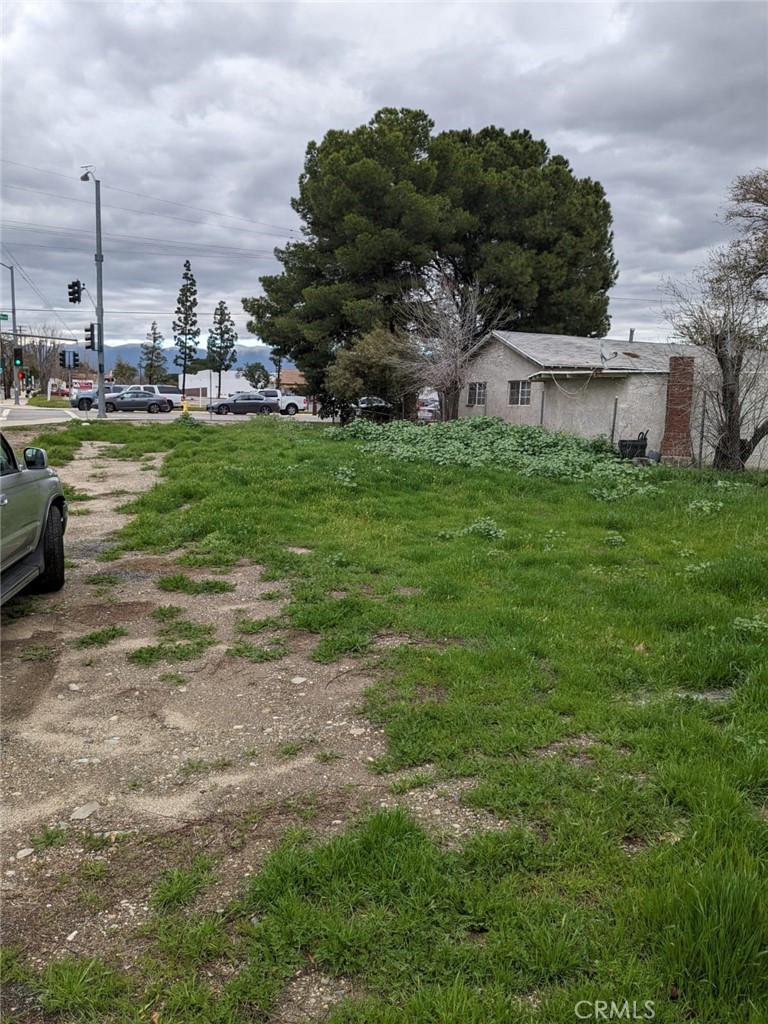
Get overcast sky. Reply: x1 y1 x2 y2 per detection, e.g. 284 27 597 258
2 0 766 357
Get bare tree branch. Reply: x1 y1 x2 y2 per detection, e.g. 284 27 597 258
401 268 507 420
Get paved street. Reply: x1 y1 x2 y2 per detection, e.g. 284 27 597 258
0 396 323 428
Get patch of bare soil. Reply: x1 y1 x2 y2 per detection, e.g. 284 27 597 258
0 437 505 1016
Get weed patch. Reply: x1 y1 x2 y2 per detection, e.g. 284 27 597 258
157 573 235 595
72 625 128 648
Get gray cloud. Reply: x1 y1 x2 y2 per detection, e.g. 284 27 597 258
2 0 766 352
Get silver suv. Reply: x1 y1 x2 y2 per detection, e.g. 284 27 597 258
120 384 183 409
70 384 125 411
0 431 68 605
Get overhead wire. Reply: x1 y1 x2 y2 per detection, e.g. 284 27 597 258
1 159 300 234
0 243 80 339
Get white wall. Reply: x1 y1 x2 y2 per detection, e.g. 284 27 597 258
462 336 671 450
180 370 249 400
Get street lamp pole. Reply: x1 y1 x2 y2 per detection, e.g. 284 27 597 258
81 167 106 419
0 261 21 405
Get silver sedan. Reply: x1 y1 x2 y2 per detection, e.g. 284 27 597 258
206 393 279 415
105 390 172 413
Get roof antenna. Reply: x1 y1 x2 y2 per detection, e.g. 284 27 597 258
628 328 635 343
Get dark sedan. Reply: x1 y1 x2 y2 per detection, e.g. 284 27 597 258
206 393 279 415
105 390 171 413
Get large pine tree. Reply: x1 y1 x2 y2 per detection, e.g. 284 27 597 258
172 260 200 396
244 108 618 398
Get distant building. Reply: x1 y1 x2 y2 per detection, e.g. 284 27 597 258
180 367 308 399
277 369 307 392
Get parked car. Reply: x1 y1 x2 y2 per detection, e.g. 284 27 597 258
69 384 126 411
417 400 441 422
354 396 394 422
256 389 308 416
118 384 183 408
105 390 172 413
206 392 280 415
0 431 68 605
50 387 71 398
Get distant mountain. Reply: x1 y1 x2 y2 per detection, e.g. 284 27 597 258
76 343 292 376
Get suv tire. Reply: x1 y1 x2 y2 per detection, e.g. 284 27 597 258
33 511 65 593
78 398 92 411
284 403 298 416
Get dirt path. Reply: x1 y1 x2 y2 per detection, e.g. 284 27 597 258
1 436 505 1012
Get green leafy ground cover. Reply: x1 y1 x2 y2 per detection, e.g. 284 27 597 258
3 417 767 1023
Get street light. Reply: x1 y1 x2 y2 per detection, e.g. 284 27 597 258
0 261 21 405
80 166 106 419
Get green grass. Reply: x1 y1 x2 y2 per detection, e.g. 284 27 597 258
157 573 236 595
227 638 288 662
19 644 56 662
12 417 768 1023
150 855 216 912
72 625 128 648
179 757 233 778
29 826 69 851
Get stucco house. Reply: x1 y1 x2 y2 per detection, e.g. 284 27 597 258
460 331 768 468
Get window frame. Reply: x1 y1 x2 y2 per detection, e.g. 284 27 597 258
467 381 487 407
508 379 532 406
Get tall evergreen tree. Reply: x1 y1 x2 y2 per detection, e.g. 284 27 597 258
243 108 618 397
172 260 200 396
112 357 137 383
141 321 168 384
206 300 238 398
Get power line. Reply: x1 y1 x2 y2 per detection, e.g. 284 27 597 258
0 244 80 339
3 183 296 241
3 242 276 260
1 159 300 234
1 219 277 254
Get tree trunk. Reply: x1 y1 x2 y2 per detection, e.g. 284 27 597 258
739 418 768 466
442 389 460 420
714 353 744 470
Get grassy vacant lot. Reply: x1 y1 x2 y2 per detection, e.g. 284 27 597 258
3 416 767 1023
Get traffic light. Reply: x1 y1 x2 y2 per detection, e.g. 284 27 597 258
72 353 80 368
68 280 82 304
17 370 24 380
13 347 23 367
84 323 95 350
59 351 67 368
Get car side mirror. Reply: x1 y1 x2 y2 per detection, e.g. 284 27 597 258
23 447 48 470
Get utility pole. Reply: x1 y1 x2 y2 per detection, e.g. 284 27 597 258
0 262 21 405
81 167 106 419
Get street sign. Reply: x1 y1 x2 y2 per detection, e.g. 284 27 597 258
0 313 8 320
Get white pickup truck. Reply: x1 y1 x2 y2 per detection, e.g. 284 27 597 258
256 389 308 416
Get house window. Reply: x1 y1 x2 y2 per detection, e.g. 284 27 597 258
467 381 487 406
508 380 532 406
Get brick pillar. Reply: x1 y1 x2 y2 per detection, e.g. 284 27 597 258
661 356 694 464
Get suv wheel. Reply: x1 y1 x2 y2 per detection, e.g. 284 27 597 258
78 398 92 411
284 403 298 416
33 510 65 592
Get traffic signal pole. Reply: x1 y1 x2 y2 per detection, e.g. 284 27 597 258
93 176 106 419
0 262 21 405
81 168 106 418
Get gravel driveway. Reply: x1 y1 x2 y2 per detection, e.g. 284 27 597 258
1 433 505 1017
